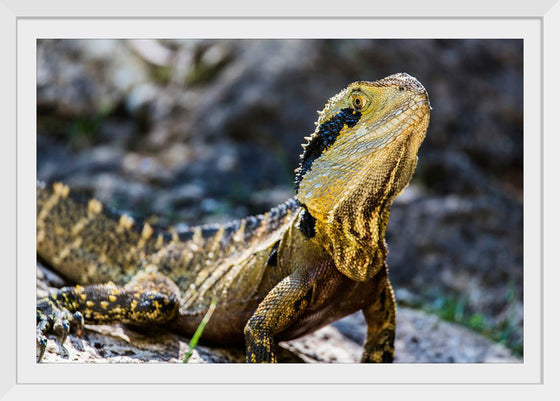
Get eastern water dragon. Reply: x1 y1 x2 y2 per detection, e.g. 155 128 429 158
36 73 431 363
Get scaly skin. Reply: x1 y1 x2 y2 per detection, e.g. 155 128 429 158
36 73 430 363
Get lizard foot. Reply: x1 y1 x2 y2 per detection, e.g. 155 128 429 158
360 328 395 363
36 297 84 362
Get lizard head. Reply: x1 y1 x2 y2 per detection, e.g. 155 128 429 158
294 73 431 281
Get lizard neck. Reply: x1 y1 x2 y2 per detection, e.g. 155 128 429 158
294 74 430 281
302 133 421 282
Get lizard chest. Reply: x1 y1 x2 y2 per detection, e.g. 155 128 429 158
276 260 388 342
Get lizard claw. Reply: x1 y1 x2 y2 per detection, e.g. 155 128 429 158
36 297 84 362
73 311 84 336
53 318 70 345
36 332 48 362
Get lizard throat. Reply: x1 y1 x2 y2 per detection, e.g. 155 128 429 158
294 107 361 193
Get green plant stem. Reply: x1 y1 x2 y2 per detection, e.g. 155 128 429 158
183 298 218 363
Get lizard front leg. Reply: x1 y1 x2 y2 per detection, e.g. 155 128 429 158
244 272 314 363
360 279 396 363
36 270 180 361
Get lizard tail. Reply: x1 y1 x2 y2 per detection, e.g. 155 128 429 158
37 181 163 285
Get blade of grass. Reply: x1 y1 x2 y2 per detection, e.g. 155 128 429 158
183 297 218 363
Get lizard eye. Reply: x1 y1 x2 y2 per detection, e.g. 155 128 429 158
351 93 367 111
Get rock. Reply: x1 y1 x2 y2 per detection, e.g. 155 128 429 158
334 308 518 363
387 190 523 352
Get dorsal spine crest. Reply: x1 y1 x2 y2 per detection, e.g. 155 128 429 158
294 107 361 192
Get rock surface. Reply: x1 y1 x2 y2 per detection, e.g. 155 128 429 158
37 263 519 364
38 286 518 364
38 306 519 364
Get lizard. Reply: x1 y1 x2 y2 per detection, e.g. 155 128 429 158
36 72 431 363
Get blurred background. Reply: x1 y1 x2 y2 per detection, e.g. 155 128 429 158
36 39 523 356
